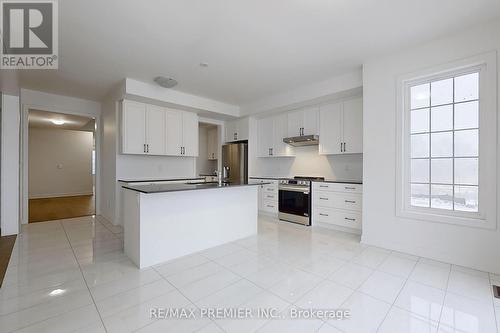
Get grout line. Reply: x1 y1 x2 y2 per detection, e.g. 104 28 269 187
489 274 499 333
60 218 109 333
373 253 422 333
435 261 453 332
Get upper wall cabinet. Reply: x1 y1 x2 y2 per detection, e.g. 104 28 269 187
122 100 147 154
258 115 294 157
319 96 363 155
287 107 319 137
225 117 249 142
121 100 198 157
165 109 199 157
122 100 165 155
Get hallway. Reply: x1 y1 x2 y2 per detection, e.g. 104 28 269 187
28 195 95 223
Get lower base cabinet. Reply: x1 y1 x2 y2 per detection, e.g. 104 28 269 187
312 182 362 232
255 179 279 215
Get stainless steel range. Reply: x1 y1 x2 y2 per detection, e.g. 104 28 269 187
278 176 325 225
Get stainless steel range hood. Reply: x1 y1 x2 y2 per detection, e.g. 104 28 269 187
283 135 319 147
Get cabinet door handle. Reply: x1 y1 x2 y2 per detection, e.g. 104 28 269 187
319 185 328 188
266 205 274 208
319 197 329 200
344 217 356 221
319 213 329 217
345 186 356 190
143 144 146 153
343 142 347 152
345 200 356 203
271 148 273 156
340 142 343 152
147 144 149 153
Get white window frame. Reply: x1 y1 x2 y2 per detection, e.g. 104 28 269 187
396 51 497 229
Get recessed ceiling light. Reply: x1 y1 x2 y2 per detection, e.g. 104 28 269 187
154 76 178 88
199 62 208 67
51 119 65 125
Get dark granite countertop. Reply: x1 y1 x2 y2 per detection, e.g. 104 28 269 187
250 176 362 184
122 181 269 194
249 176 291 180
314 180 363 184
118 177 204 183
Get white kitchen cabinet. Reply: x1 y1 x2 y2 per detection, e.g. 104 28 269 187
319 96 362 155
319 102 343 155
257 117 274 157
165 109 198 157
342 97 363 154
287 107 319 137
254 179 279 215
182 111 199 157
225 117 249 142
207 128 218 160
272 114 294 157
165 109 183 156
121 100 198 157
122 101 165 155
312 182 363 232
145 105 166 155
122 100 147 154
258 115 294 157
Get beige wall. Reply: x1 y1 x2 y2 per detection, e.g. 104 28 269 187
29 128 93 198
196 126 217 175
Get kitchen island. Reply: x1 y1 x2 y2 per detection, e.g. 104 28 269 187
121 181 264 268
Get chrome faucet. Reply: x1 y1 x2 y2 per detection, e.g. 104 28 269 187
215 170 223 186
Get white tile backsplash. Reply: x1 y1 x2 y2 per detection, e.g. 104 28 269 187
253 145 362 180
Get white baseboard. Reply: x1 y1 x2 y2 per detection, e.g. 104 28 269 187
29 191 94 199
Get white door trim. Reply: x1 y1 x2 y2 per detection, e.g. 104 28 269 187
20 104 102 225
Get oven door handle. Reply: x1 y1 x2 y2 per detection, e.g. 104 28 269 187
279 186 310 193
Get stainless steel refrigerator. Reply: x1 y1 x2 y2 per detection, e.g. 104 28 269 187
221 142 248 184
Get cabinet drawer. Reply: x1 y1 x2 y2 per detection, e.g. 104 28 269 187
313 182 362 194
261 199 278 213
313 191 362 211
262 192 277 201
263 185 277 193
314 207 361 230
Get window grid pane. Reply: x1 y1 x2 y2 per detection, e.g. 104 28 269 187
409 71 479 213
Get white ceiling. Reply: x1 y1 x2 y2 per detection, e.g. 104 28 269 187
17 0 500 105
29 109 95 131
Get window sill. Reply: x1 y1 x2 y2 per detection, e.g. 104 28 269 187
396 208 496 230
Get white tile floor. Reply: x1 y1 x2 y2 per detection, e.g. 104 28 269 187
0 214 499 333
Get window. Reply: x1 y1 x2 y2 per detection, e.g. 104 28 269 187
396 52 497 229
409 72 479 212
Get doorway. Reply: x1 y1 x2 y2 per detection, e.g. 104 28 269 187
197 122 220 178
27 109 96 223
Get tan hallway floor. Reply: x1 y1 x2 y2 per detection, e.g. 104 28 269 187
28 195 95 223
